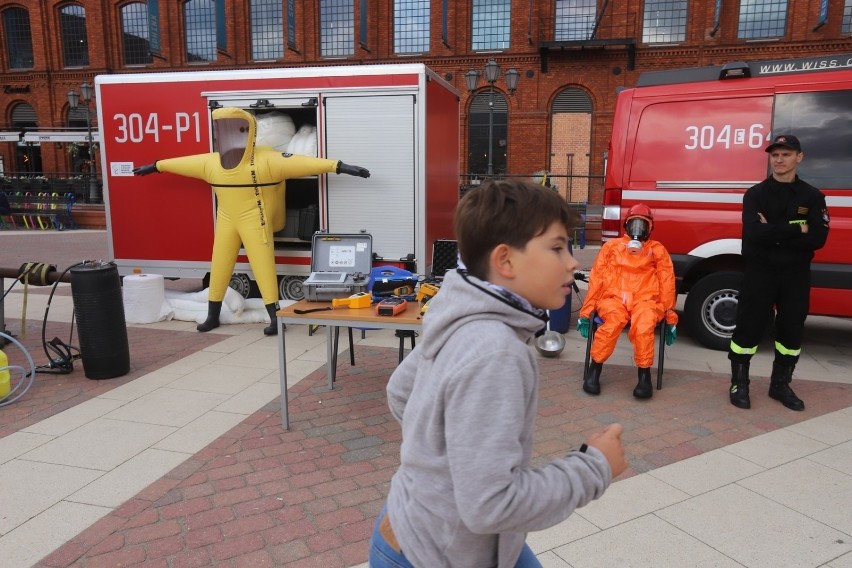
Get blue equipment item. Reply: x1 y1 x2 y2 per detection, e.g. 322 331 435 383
369 265 417 301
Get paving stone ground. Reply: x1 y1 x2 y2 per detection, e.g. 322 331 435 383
34 345 852 568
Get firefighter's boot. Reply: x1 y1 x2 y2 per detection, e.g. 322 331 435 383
264 303 283 336
633 367 653 399
583 361 602 395
768 362 804 411
729 361 751 409
197 301 222 332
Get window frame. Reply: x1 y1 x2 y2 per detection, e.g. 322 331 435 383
471 0 510 52
737 0 788 40
59 3 90 68
642 0 688 45
120 2 153 66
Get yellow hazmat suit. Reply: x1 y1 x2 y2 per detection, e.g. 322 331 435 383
580 236 678 368
133 107 370 334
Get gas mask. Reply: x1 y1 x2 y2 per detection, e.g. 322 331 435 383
625 217 650 255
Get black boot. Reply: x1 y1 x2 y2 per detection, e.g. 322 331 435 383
583 361 602 395
264 303 282 336
197 301 222 332
729 361 751 409
768 362 804 411
633 367 653 399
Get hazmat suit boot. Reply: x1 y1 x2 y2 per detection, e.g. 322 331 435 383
583 361 602 395
633 367 653 399
263 303 282 336
729 361 751 409
768 362 804 411
197 301 222 332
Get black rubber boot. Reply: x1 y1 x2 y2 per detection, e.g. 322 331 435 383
633 367 653 399
197 301 222 332
264 303 282 336
729 361 751 409
768 362 804 411
583 361 602 395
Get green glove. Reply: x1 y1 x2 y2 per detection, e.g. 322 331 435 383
665 324 677 346
577 317 590 339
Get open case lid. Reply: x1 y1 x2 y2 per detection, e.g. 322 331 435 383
310 233 373 275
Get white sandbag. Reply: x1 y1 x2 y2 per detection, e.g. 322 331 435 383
163 288 295 325
256 112 296 152
286 125 318 157
123 273 174 323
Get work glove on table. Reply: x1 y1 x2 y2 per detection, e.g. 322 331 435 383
577 317 590 339
336 161 370 178
132 162 159 176
665 324 677 346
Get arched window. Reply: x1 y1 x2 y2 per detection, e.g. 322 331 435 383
251 0 283 60
467 91 508 176
59 4 89 67
184 0 217 62
2 7 34 69
121 2 152 65
12 103 40 174
550 88 593 202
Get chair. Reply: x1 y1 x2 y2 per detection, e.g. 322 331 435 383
582 309 667 390
330 325 415 382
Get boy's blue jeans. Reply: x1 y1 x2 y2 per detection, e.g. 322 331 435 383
369 506 542 567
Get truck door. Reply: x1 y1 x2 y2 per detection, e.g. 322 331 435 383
323 94 417 264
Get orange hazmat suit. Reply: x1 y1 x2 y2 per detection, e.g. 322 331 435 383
579 236 678 367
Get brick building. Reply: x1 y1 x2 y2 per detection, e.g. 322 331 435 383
1 0 851 204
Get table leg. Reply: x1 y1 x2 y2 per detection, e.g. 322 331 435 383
326 325 335 390
278 316 289 430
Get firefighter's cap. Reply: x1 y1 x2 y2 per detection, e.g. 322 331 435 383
765 134 802 153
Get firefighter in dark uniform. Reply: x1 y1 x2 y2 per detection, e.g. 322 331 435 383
729 134 830 411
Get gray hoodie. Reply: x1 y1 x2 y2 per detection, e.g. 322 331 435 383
386 269 612 568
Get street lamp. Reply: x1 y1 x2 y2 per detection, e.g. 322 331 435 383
67 82 98 203
465 60 520 177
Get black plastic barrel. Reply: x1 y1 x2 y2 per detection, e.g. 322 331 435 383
70 262 130 379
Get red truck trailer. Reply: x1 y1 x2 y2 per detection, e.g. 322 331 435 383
603 53 852 350
96 63 459 300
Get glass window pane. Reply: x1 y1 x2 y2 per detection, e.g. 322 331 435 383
394 0 429 54
184 0 217 62
555 0 596 41
60 5 89 67
121 2 152 65
251 0 283 60
467 91 508 175
3 8 34 69
642 0 687 43
287 0 297 49
320 0 353 57
472 0 510 51
738 0 787 39
773 91 852 190
843 0 852 34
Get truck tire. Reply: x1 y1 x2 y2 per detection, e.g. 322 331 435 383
228 273 259 299
684 271 742 351
280 275 306 301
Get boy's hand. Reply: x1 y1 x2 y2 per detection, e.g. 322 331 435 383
587 423 627 478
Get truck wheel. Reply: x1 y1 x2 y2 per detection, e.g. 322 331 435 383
228 273 258 299
280 276 306 301
684 271 742 351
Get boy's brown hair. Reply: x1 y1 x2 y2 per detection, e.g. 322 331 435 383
454 179 581 279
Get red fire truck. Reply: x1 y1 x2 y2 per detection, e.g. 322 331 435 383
603 53 852 350
96 64 459 299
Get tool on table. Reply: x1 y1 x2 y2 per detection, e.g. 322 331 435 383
376 297 408 316
331 292 372 309
416 282 440 302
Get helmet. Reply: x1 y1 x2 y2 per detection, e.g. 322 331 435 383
624 203 654 242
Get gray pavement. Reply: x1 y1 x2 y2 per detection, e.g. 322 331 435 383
0 229 850 567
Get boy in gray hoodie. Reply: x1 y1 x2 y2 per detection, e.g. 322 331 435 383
369 179 627 567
